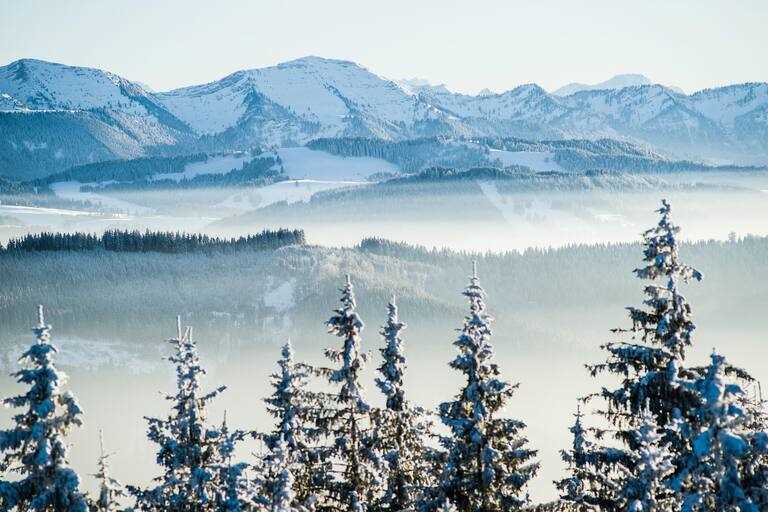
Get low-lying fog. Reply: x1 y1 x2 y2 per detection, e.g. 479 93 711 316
2 171 768 503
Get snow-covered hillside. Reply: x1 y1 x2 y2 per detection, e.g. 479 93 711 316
158 57 445 142
0 59 152 111
0 59 194 178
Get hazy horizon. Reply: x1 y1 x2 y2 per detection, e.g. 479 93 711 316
2 0 766 94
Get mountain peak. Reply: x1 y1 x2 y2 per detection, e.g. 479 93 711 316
395 77 452 95
553 74 654 96
277 55 363 70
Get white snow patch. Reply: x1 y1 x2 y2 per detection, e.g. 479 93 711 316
0 203 99 218
264 279 296 313
153 153 252 182
277 147 398 181
489 149 564 172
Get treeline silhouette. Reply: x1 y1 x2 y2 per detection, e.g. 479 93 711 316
80 153 284 192
0 228 306 254
307 136 763 174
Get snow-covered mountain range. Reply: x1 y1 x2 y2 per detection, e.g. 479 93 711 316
1 57 767 178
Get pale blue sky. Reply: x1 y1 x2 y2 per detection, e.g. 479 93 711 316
1 0 765 94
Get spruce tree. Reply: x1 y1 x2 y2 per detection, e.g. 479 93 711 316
588 199 703 428
89 430 124 512
315 275 384 511
619 404 678 512
373 298 433 511
129 319 251 511
435 263 538 512
214 414 257 512
677 353 766 511
262 341 328 507
555 406 600 512
0 306 88 512
263 435 300 512
580 200 704 508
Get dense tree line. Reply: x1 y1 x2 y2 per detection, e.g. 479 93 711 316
37 153 208 186
0 229 305 254
0 111 119 180
2 222 766 344
1 201 767 511
80 154 285 193
1 149 272 199
385 166 535 184
306 137 762 175
307 137 493 173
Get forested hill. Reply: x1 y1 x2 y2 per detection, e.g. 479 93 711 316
1 232 765 348
0 228 305 254
308 136 765 174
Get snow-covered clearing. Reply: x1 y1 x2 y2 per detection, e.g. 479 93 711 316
277 147 398 181
264 279 296 313
153 153 253 182
0 203 99 218
51 181 156 215
488 149 564 172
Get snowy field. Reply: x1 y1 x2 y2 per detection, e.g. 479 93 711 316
488 149 564 172
51 181 156 215
152 153 253 182
277 147 399 180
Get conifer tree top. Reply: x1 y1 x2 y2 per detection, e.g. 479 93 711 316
0 306 87 512
376 296 408 412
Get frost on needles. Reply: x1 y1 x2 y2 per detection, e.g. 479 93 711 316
372 297 433 512
128 319 256 511
558 199 768 512
432 263 539 512
314 275 385 511
0 306 88 512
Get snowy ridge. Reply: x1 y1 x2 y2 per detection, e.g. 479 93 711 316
1 57 768 179
158 56 437 140
553 73 655 96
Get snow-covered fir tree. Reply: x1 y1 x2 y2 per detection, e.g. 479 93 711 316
262 341 328 508
0 306 88 512
555 406 601 512
315 275 384 511
588 199 703 426
263 435 300 512
677 353 767 512
434 263 538 512
582 200 704 507
89 430 124 512
214 413 258 512
129 319 251 511
619 404 678 512
372 297 433 511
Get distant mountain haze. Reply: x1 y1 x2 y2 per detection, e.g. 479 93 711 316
1 57 767 178
552 73 686 96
